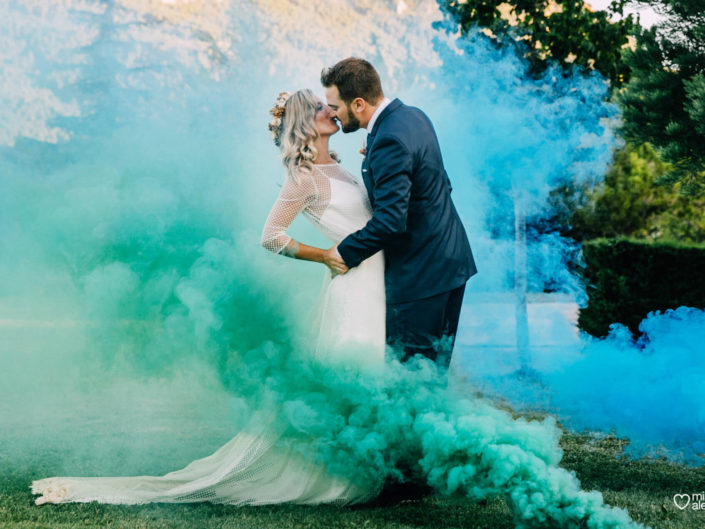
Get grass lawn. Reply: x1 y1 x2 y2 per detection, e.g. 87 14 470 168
2 426 703 529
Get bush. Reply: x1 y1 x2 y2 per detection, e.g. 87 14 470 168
578 238 705 337
547 143 705 244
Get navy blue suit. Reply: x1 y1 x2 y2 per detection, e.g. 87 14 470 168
337 98 477 369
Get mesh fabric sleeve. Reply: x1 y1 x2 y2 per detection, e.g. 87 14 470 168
260 171 319 254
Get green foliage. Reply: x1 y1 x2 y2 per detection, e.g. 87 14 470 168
436 0 637 89
548 142 705 243
617 0 705 192
578 237 705 337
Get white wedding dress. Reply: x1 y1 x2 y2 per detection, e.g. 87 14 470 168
31 162 387 506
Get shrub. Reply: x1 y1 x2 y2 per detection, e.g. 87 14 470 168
578 238 705 337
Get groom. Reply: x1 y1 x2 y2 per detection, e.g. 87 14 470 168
321 57 477 371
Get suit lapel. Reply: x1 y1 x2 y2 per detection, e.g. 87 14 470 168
361 99 403 206
369 98 402 137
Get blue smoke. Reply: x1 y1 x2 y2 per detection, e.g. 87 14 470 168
548 307 705 463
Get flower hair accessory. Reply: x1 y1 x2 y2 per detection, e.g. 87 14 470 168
268 91 293 146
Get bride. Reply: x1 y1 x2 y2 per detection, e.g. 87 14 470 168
260 89 386 367
30 88 387 506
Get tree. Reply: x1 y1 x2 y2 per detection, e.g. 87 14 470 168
436 0 638 90
617 0 705 193
546 142 705 242
436 0 705 233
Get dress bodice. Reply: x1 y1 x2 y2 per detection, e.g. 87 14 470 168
261 163 372 252
306 164 372 242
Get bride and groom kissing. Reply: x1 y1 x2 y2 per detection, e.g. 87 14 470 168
262 56 477 370
30 56 477 507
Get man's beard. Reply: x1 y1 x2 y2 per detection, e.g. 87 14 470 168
341 106 360 133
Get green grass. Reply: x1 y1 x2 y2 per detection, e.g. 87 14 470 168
2 424 704 529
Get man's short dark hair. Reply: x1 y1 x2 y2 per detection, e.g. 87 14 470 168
321 57 383 105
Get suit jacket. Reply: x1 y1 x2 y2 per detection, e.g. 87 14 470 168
337 98 477 304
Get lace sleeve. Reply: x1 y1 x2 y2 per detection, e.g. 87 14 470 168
261 170 319 254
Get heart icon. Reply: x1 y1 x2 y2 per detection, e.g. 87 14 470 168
673 493 690 510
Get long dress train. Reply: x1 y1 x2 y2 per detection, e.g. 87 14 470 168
31 162 386 506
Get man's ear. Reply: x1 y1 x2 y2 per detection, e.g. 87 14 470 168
350 97 366 115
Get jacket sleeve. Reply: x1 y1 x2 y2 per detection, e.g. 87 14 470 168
337 135 413 268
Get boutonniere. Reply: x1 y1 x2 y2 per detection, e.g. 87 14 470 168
359 139 367 156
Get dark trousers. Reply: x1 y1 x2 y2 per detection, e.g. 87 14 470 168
386 282 466 371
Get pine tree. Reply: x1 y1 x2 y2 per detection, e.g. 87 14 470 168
617 0 705 192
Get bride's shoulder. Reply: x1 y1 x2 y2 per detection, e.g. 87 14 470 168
313 161 352 176
284 165 314 184
280 166 321 195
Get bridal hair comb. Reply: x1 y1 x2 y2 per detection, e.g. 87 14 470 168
268 91 293 146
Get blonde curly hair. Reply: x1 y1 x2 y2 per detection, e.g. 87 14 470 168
269 89 339 183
